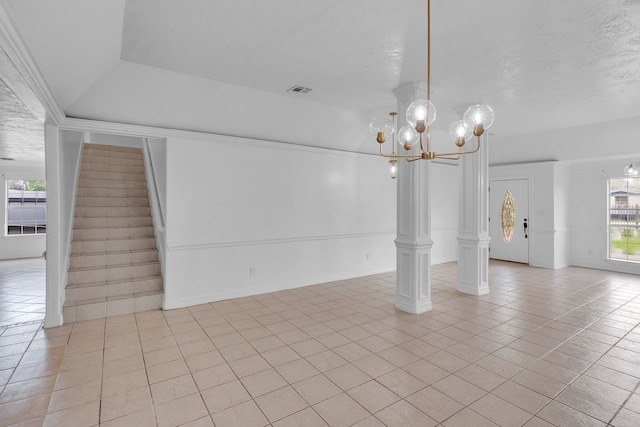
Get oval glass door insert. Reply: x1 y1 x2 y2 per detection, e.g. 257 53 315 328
501 190 516 244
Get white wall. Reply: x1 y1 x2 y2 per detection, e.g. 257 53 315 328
431 162 459 264
569 157 640 274
0 164 46 259
490 161 568 268
163 134 397 309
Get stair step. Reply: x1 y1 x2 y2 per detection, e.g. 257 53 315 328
66 276 163 300
80 162 144 174
74 206 151 218
75 196 149 208
83 144 143 157
79 171 146 182
73 226 155 242
71 237 158 255
63 289 163 322
77 178 147 189
73 216 153 229
76 187 148 198
67 261 161 286
69 249 159 269
81 154 143 167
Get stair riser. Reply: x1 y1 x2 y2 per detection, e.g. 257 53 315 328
77 179 147 189
76 188 148 198
106 278 163 297
79 171 146 182
83 148 142 158
80 162 144 174
75 197 149 208
67 262 161 286
72 227 155 242
63 293 162 323
81 155 143 167
66 278 162 303
75 207 151 218
70 250 159 269
71 238 158 255
73 217 153 229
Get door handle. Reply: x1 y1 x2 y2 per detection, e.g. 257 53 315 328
523 218 528 239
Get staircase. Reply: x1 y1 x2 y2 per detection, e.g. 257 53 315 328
63 143 163 323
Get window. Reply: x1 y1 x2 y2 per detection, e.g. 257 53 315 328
609 177 640 262
501 190 516 244
6 180 47 235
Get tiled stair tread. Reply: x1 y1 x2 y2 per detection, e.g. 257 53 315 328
66 275 163 290
80 158 144 168
74 208 152 218
75 197 149 206
78 174 147 182
71 239 158 255
72 227 155 240
63 290 163 307
69 250 159 268
73 218 153 228
68 259 161 273
83 143 142 152
76 183 147 191
70 248 159 258
82 149 143 158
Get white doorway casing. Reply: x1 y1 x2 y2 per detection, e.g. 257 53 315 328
490 179 530 263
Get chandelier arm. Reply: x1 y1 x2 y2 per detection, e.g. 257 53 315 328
433 154 462 161
407 157 424 163
418 131 426 153
378 151 424 160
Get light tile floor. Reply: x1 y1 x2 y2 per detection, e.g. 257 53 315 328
0 260 639 426
0 258 46 327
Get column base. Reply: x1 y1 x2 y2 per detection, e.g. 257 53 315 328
457 235 490 296
395 297 432 314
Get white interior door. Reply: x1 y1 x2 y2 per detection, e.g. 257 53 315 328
489 179 529 263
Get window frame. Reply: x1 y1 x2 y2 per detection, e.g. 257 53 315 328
5 180 47 236
608 177 640 263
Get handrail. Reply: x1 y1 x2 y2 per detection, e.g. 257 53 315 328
142 138 165 229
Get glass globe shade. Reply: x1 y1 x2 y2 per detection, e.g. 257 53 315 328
448 120 473 144
369 117 394 137
463 104 495 130
406 99 436 129
397 125 419 150
624 163 640 177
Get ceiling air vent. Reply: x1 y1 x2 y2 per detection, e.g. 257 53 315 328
287 85 312 94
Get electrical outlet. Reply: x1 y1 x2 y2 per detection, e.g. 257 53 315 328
249 267 256 277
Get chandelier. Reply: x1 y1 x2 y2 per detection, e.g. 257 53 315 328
370 0 495 179
624 162 640 177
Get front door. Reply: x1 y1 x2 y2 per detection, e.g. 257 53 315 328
489 179 529 263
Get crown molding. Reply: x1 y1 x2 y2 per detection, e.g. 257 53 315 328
0 1 379 160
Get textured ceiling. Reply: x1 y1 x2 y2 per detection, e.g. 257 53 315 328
0 78 44 167
2 0 640 164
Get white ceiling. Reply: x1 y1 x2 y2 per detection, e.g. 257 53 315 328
2 0 640 165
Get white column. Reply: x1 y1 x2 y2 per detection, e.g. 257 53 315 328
44 121 64 327
457 133 490 295
393 82 433 314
